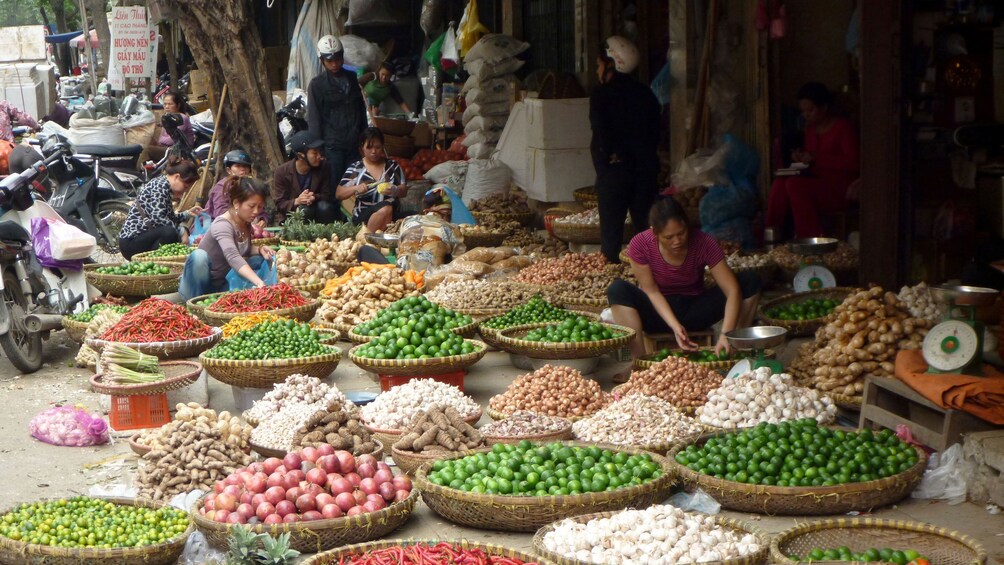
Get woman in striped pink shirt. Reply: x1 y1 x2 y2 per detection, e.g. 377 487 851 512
607 198 761 372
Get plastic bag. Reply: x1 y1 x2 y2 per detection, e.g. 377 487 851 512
466 142 497 160
671 147 727 190
29 405 109 447
462 157 510 204
699 184 756 228
912 443 971 505
190 212 213 240
396 215 461 272
465 34 530 63
441 24 459 73
667 488 721 514
226 259 277 291
424 160 469 192
30 217 89 270
464 115 509 135
340 35 383 73
464 57 524 82
456 0 490 56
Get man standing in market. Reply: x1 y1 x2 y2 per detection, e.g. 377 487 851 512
307 35 368 187
590 36 661 263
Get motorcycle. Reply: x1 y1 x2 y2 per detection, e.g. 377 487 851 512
276 95 308 159
0 143 98 372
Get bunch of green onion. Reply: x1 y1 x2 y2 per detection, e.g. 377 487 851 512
102 344 164 384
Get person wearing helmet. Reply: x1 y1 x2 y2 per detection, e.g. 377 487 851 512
205 149 255 219
590 35 661 264
307 34 368 185
271 130 342 224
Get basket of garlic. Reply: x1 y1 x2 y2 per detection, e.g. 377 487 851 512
571 395 706 455
696 367 837 431
704 252 777 288
897 282 943 323
552 208 632 244
533 505 768 565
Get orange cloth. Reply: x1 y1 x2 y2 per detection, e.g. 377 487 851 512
894 349 1004 424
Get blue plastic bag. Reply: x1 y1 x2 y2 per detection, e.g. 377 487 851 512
226 258 276 291
190 212 213 240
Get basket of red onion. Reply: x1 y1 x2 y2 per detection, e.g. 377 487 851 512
191 444 418 554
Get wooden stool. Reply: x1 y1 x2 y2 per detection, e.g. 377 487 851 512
642 330 715 354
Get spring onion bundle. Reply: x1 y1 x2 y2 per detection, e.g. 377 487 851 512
101 344 164 384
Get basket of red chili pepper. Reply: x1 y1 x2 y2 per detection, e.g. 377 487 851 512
301 539 545 564
86 298 222 360
203 284 320 324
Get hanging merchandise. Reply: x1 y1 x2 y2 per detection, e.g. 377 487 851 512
441 23 460 73
285 0 341 92
457 0 490 57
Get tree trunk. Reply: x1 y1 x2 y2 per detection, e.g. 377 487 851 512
50 0 72 76
85 0 111 76
162 22 179 89
162 0 283 187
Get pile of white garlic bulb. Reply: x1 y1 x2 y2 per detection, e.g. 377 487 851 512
697 367 837 428
541 505 761 564
897 282 942 323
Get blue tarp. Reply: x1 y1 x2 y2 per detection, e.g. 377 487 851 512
45 31 84 44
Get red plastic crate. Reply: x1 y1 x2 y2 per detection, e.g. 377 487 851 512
379 371 466 392
109 393 170 430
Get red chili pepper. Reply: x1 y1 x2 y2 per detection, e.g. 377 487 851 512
332 544 534 565
100 298 213 342
208 283 309 313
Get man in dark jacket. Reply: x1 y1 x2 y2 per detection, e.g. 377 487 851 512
590 35 661 263
307 35 368 186
271 131 342 224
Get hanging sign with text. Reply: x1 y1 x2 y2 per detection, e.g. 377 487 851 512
110 6 151 79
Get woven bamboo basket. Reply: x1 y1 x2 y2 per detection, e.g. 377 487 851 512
301 539 547 565
249 439 384 461
86 328 222 361
533 511 769 565
279 239 312 248
558 295 608 313
84 263 182 296
460 230 508 249
478 309 601 345
348 319 478 344
128 434 152 457
204 298 320 324
185 292 224 324
0 497 193 565
316 331 341 345
705 263 779 289
472 209 535 227
567 432 691 457
633 349 776 372
131 249 192 265
190 488 419 554
253 237 279 246
413 441 677 532
90 360 202 396
483 424 574 446
60 316 91 343
363 411 482 450
487 407 588 423
453 307 507 322
770 518 987 565
573 186 598 208
618 249 630 264
313 320 355 340
289 281 325 297
780 265 860 288
666 439 927 515
199 347 342 388
757 287 858 337
552 221 602 244
494 323 635 360
830 392 864 410
348 340 487 376
391 445 466 475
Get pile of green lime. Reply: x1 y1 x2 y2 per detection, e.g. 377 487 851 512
194 294 224 307
647 347 733 363
95 262 171 276
765 298 839 320
66 303 130 323
521 316 621 343
203 319 330 360
146 243 194 257
675 419 918 486
791 547 928 565
354 322 478 360
427 441 662 496
481 297 580 330
355 296 473 337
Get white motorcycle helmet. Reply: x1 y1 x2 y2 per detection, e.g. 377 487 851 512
317 35 343 60
604 36 639 74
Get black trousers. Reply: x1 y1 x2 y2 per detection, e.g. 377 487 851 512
120 224 179 260
595 165 657 263
606 271 762 332
300 200 345 224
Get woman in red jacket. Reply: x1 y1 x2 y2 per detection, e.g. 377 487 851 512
765 83 859 239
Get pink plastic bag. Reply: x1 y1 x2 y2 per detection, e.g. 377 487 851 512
29 405 109 447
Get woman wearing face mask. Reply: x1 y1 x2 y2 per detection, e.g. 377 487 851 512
179 177 276 300
606 198 762 377
118 156 203 260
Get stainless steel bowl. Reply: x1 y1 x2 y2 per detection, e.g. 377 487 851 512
725 326 788 351
931 285 999 307
788 237 839 255
365 232 400 249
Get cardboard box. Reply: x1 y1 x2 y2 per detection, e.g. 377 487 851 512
411 122 433 147
522 147 596 202
189 69 210 99
525 98 591 149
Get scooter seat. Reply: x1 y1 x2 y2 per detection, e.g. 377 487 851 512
0 221 30 243
74 144 144 158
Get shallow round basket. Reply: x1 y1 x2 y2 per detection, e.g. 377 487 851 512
770 518 987 565
199 347 342 388
633 349 775 372
349 319 478 344
488 407 586 423
460 230 508 249
363 411 482 450
667 437 927 515
559 295 608 314
611 383 700 415
204 298 320 324
90 360 202 396
313 320 355 341
60 316 91 343
279 239 312 248
494 322 635 360
249 439 384 461
289 281 325 297
472 209 535 227
413 441 677 532
190 488 418 554
453 307 507 322
829 392 863 411
84 263 182 297
391 445 465 475
348 340 487 376
86 327 222 361
757 287 858 337
131 249 192 265
483 424 573 446
185 292 224 324
573 186 598 208
0 496 193 565
534 511 769 565
706 263 779 289
316 330 341 345
128 434 152 457
252 237 279 246
552 221 601 244
301 539 544 565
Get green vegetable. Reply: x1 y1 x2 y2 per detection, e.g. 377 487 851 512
95 262 171 276
102 343 161 374
675 419 918 486
482 296 580 330
521 316 621 343
355 323 477 360
793 546 927 565
765 298 839 321
427 441 662 496
647 347 734 363
355 296 473 337
145 243 194 258
66 304 130 323
203 319 331 360
0 496 189 549
280 209 360 242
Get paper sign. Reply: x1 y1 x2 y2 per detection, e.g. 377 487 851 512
110 6 151 79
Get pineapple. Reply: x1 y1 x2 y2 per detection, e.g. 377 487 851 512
225 525 264 565
255 533 300 565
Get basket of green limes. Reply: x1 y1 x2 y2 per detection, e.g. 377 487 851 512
132 243 196 265
494 318 635 360
85 262 183 297
757 287 857 337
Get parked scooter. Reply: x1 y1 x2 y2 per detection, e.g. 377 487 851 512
0 143 98 372
277 95 308 159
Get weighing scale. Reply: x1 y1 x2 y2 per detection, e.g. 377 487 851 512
724 326 788 378
788 238 839 292
922 285 998 376
364 232 400 263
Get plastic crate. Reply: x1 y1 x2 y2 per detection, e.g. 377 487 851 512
379 371 466 392
109 393 171 430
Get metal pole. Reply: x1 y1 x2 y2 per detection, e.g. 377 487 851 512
76 0 100 96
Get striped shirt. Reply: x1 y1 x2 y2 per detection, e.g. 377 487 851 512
626 229 724 296
339 158 405 218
